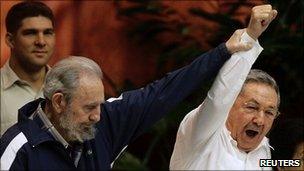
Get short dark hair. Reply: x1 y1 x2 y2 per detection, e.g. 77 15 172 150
5 1 55 33
269 118 304 160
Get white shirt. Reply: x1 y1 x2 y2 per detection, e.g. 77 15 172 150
0 61 49 135
170 32 272 170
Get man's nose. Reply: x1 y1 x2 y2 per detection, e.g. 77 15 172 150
252 110 265 126
89 114 100 122
34 33 46 47
89 108 101 123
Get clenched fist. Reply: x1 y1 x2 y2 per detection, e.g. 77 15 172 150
246 5 278 40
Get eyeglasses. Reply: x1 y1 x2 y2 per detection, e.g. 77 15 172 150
242 102 280 119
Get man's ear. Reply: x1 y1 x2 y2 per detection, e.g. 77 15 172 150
51 92 67 113
5 32 15 49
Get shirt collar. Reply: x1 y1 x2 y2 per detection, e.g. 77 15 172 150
1 61 20 89
258 136 274 151
31 102 69 148
1 60 51 90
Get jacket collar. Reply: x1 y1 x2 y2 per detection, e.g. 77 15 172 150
33 102 69 148
18 98 68 148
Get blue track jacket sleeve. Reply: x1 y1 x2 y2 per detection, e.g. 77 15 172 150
99 43 230 160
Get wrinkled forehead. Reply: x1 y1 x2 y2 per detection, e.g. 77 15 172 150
77 74 104 95
239 82 279 108
68 76 105 105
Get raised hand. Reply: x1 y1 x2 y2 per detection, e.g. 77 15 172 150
246 4 278 40
225 29 253 54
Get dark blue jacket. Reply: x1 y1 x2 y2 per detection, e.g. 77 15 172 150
0 43 229 170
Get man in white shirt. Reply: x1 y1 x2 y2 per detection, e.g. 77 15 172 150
1 2 55 135
170 5 279 170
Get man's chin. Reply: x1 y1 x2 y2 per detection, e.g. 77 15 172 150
29 55 51 65
238 137 262 152
238 142 259 152
77 126 97 142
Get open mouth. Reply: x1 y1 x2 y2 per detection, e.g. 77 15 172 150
245 130 259 138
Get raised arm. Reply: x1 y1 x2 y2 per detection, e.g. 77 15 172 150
191 5 278 147
100 29 253 161
170 5 277 168
182 30 262 149
101 43 231 160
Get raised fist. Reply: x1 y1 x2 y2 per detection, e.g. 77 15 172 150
246 4 278 40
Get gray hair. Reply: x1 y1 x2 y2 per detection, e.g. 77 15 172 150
43 56 103 103
242 69 280 108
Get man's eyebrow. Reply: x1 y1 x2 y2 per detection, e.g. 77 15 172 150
246 99 260 105
21 29 38 33
44 28 55 32
267 105 277 110
85 102 100 107
246 99 277 109
21 28 54 33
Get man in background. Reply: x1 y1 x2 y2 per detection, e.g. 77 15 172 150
1 1 55 135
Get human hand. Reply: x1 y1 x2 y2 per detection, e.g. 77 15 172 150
246 4 278 40
225 29 253 54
